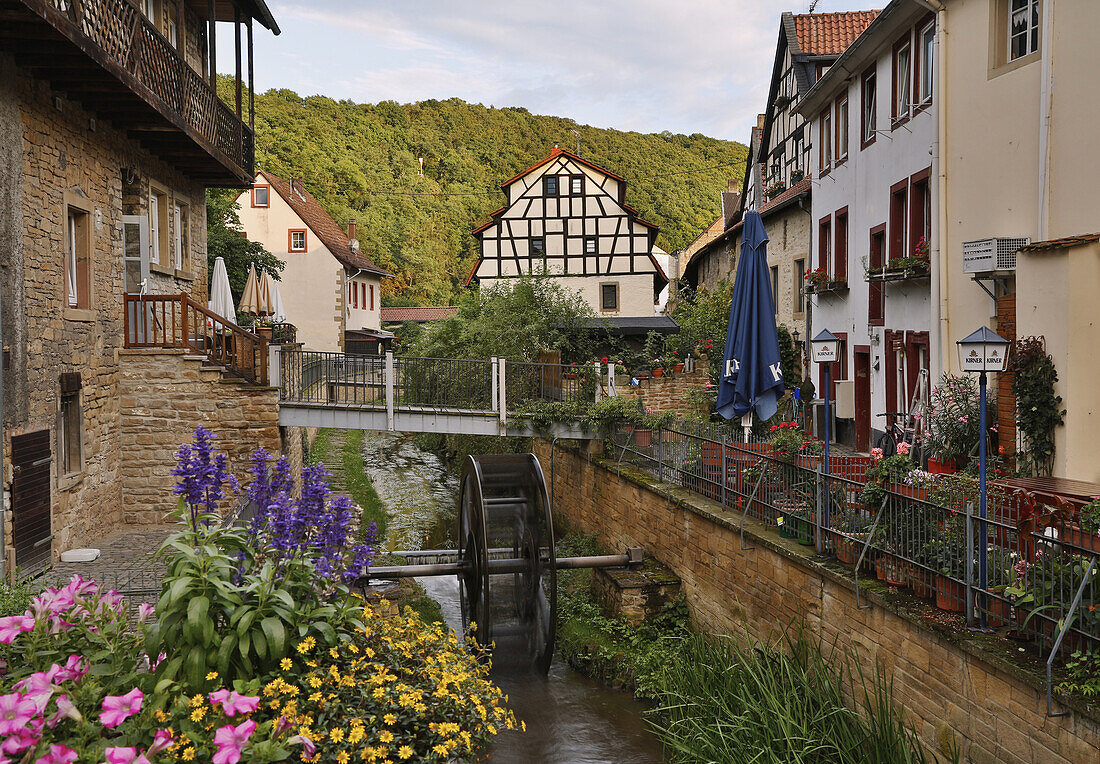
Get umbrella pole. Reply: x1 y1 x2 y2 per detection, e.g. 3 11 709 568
740 412 752 443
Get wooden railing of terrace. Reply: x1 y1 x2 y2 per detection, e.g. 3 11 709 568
124 293 269 386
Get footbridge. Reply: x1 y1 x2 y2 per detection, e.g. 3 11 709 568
276 350 617 439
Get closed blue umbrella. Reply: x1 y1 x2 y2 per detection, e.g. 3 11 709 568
716 211 784 423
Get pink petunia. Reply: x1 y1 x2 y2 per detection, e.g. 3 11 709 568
896 441 911 456
57 655 86 684
0 615 36 645
103 747 150 764
213 719 256 764
99 688 143 729
288 734 316 758
34 744 78 764
208 690 259 717
148 728 175 755
0 692 37 736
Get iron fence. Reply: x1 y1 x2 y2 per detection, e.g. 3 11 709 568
609 420 1100 675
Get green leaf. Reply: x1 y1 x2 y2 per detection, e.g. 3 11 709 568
261 617 287 660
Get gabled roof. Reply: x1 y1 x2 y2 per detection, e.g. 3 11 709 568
258 171 392 278
792 10 881 57
380 306 459 323
500 146 625 189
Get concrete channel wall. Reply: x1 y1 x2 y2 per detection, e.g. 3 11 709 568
534 441 1100 764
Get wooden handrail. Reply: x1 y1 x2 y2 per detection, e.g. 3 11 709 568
124 293 269 386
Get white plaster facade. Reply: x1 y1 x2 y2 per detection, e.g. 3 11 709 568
236 172 389 353
799 1 939 451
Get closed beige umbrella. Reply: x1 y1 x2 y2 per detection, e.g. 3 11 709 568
239 264 262 315
255 269 274 317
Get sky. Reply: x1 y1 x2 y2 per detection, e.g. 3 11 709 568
232 1 877 144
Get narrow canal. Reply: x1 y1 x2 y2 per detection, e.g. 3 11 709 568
358 431 664 763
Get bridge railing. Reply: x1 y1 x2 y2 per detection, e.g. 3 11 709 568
610 419 1098 699
278 351 613 420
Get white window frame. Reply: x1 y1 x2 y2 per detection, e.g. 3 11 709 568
1009 0 1040 62
66 212 79 307
895 40 912 120
821 110 833 170
172 202 183 270
862 70 877 143
149 191 161 265
290 230 306 252
919 22 935 103
836 95 849 161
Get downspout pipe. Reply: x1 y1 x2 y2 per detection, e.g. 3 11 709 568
1037 0 1054 241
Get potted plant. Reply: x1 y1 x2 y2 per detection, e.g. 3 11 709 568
790 168 805 184
252 317 274 340
804 266 830 292
1060 497 1100 553
924 373 985 473
695 338 715 360
769 420 822 463
765 180 786 200
832 511 871 565
563 361 579 380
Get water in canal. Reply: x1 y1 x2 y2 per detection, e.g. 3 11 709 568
358 431 664 763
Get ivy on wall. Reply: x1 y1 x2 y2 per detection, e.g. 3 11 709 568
1008 336 1064 476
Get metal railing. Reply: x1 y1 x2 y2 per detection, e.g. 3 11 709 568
610 419 1099 708
124 293 269 386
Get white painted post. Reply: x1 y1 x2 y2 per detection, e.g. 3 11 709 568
385 351 395 431
594 361 602 402
491 357 498 413
607 361 616 398
498 358 507 432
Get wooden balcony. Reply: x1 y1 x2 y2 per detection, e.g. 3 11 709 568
1 0 268 185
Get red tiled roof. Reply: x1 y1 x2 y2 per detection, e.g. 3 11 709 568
1018 233 1100 252
793 10 880 56
259 171 392 278
379 306 459 323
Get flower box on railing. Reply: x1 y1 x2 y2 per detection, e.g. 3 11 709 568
866 266 930 283
806 279 848 296
1058 524 1100 554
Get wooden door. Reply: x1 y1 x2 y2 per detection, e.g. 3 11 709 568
854 348 871 453
11 430 52 574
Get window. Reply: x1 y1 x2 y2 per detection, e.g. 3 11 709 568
149 185 168 266
889 180 909 261
59 374 82 477
361 282 367 310
819 109 833 172
166 0 178 46
600 283 619 312
869 225 886 325
64 200 91 310
909 170 931 258
861 68 877 147
172 201 188 271
584 236 597 255
770 266 779 312
543 176 558 196
818 216 832 273
369 284 375 312
351 280 358 309
531 237 545 260
289 229 307 252
834 208 848 283
794 259 805 313
893 38 912 123
570 175 584 196
1009 0 1040 61
251 185 269 207
836 95 849 162
917 22 935 104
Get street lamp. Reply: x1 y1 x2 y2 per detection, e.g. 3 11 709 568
811 329 841 547
956 326 1010 628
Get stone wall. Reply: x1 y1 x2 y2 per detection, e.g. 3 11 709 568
615 366 710 418
535 442 1100 764
119 350 280 525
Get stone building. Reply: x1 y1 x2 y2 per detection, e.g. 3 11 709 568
0 0 280 575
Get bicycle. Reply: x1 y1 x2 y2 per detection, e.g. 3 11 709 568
875 412 922 461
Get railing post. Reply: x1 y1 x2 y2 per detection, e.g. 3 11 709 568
385 351 395 431
178 293 188 348
594 361 601 402
607 361 616 398
491 357 498 413
498 359 507 433
965 500 975 627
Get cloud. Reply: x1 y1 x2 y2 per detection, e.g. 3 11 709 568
254 0 874 141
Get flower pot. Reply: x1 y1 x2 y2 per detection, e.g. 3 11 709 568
1060 524 1100 554
651 368 664 378
835 533 867 565
563 372 578 380
875 556 907 587
673 363 685 373
784 513 814 545
255 325 273 341
696 352 708 361
632 428 653 448
906 565 935 599
935 575 965 612
926 457 957 475
979 591 1012 628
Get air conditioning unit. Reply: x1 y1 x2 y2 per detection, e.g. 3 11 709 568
962 237 1030 274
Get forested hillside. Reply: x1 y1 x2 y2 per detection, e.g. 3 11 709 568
239 85 747 303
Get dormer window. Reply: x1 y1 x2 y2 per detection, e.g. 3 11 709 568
252 185 269 207
543 176 558 196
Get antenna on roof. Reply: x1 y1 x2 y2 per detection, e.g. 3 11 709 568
808 0 819 12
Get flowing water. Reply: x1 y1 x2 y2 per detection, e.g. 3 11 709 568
358 431 664 763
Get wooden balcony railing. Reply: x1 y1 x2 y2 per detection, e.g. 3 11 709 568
125 293 269 386
30 0 252 178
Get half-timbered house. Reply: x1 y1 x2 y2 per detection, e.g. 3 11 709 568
0 0 280 574
468 147 667 318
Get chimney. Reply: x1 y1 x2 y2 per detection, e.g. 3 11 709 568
348 218 360 251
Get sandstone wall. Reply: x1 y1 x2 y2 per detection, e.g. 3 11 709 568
119 350 280 525
1 55 210 567
615 367 710 418
536 442 1100 764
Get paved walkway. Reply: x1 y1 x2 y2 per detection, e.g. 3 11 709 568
45 525 180 601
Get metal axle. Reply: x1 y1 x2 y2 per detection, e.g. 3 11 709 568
364 548 643 581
